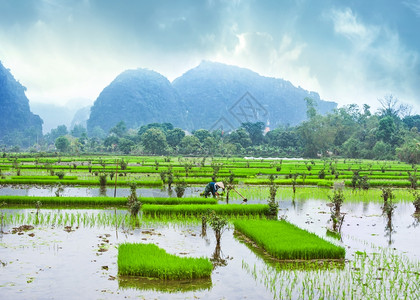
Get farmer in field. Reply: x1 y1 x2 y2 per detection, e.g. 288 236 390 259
202 181 225 198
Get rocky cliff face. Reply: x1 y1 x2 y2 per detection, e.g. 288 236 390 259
172 61 337 131
87 61 337 134
87 68 186 134
0 61 43 146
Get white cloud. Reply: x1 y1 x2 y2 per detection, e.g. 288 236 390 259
213 31 322 96
324 7 420 112
403 0 420 17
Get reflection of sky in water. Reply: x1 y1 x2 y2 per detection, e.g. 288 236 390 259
1 185 419 259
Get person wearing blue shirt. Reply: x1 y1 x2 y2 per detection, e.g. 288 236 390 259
203 181 225 197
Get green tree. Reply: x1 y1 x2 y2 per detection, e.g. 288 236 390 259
55 136 70 152
138 123 173 136
141 128 168 155
377 116 396 144
47 125 68 143
396 130 420 164
179 135 201 154
104 135 119 151
304 97 317 120
226 128 252 148
119 138 135 154
193 129 211 143
109 121 127 137
203 136 217 154
71 124 87 138
372 141 393 160
241 122 265 145
90 126 106 139
166 128 185 148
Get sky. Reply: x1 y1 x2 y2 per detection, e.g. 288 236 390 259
0 0 419 114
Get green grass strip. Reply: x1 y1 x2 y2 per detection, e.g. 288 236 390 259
0 196 217 206
118 243 213 279
0 179 162 187
234 219 345 260
10 176 78 180
142 204 269 216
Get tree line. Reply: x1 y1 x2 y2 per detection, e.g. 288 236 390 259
2 96 420 164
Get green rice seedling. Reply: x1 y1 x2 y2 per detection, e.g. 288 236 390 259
234 219 345 260
118 243 213 279
142 204 270 216
10 175 77 180
0 196 218 207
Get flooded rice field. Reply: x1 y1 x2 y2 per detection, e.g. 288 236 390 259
1 186 420 299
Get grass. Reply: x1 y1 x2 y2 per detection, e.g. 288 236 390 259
234 219 345 260
0 178 163 187
230 186 416 203
0 196 217 207
242 243 420 299
142 204 270 216
10 175 78 180
2 210 203 228
118 243 213 279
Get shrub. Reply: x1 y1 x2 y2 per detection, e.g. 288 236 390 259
99 173 107 187
175 180 187 198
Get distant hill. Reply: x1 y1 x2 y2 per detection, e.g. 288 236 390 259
172 61 337 131
87 69 186 134
31 98 92 133
0 61 43 146
70 106 91 129
87 61 337 134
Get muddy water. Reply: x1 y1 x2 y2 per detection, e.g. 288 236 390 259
278 199 420 260
0 186 204 198
0 216 274 299
1 187 420 298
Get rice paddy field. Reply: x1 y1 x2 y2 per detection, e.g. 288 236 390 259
0 155 419 299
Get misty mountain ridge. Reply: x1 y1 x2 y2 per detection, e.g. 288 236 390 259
87 61 337 134
87 68 186 134
1 59 337 143
31 99 92 133
0 61 42 146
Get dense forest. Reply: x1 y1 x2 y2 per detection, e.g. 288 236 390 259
4 95 419 164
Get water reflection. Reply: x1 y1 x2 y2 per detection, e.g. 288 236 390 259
211 244 228 268
382 200 396 246
118 276 212 293
409 214 420 228
99 186 107 197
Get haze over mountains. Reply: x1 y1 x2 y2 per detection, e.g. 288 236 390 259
87 61 336 134
0 61 42 146
1 60 337 144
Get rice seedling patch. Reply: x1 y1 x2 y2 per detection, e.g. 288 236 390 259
234 219 345 260
118 243 213 279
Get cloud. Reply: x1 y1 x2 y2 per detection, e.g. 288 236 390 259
325 7 420 111
403 0 420 17
211 31 322 95
0 0 419 114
